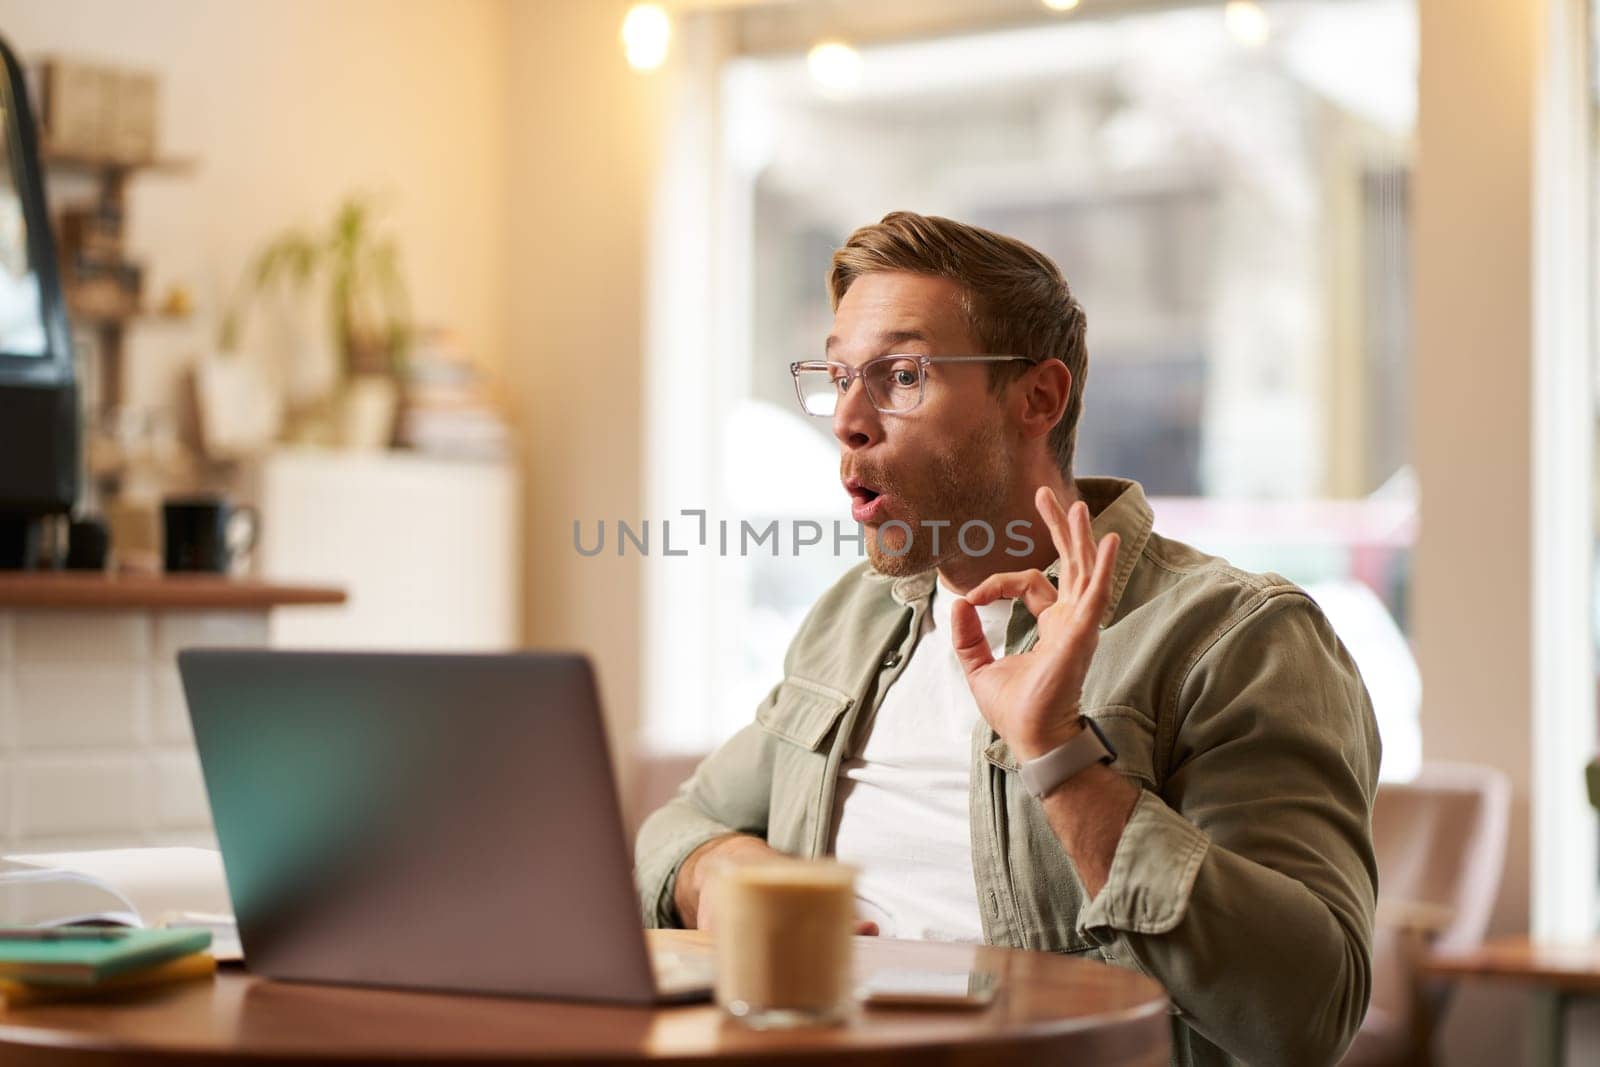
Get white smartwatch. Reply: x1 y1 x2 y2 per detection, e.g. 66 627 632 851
1017 717 1117 799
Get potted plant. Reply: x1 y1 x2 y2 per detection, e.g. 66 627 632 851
220 195 411 449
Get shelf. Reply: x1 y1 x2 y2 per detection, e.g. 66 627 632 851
38 133 201 427
83 453 202 483
69 304 193 328
40 145 197 176
0 572 346 610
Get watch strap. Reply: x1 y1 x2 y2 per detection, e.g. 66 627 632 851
1017 717 1117 799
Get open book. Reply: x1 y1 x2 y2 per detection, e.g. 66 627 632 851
0 847 240 961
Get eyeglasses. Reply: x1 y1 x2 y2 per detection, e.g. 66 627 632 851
788 354 1033 417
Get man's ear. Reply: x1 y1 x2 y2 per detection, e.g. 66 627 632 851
1014 359 1071 443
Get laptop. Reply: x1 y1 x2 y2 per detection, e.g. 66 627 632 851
177 648 713 1004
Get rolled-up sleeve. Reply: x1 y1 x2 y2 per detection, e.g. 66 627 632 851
1078 591 1381 1067
634 711 778 928
1078 789 1210 934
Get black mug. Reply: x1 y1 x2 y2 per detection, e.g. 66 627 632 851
163 497 259 574
65 518 110 571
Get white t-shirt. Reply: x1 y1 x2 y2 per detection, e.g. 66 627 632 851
829 580 1013 942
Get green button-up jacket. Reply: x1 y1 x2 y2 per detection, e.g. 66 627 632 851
635 477 1380 1066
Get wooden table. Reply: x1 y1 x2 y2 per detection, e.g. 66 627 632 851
0 572 346 609
1424 936 1600 1067
0 931 1171 1066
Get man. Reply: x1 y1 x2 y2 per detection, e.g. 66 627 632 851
635 211 1379 1066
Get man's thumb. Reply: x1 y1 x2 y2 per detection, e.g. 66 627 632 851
949 597 995 677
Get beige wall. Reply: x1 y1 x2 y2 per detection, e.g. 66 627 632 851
506 0 663 764
1 0 665 777
1414 0 1541 1061
0 0 510 407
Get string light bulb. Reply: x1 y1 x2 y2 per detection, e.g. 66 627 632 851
807 40 863 95
1041 0 1082 11
1224 0 1271 47
621 4 671 71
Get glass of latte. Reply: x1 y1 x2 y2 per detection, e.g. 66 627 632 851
711 859 858 1029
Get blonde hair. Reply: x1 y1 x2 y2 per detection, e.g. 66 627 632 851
828 211 1088 475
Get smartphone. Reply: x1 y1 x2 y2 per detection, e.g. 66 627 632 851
858 968 999 1009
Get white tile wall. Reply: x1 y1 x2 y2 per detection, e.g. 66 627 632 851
9 834 157 855
151 750 212 830
0 607 270 852
13 665 149 749
13 756 147 840
154 612 269 660
151 665 195 746
13 610 149 663
148 829 219 849
0 662 13 753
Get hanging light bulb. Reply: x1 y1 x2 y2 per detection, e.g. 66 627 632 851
807 41 863 95
621 3 671 71
1224 0 1271 47
1041 0 1082 11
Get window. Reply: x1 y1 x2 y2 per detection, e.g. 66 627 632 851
645 0 1420 774
1531 0 1597 941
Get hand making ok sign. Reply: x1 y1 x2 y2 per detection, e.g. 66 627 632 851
949 486 1122 762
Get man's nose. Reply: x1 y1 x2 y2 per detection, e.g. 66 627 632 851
832 376 881 451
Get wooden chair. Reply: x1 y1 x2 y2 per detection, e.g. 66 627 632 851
1343 763 1511 1065
626 750 709 841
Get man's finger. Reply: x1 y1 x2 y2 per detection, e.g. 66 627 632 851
1076 531 1121 629
1072 498 1096 593
949 596 996 677
1035 486 1075 585
966 569 1055 618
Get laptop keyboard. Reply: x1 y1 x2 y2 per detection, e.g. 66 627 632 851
651 947 716 995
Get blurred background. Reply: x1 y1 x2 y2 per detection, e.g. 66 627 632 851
0 0 1590 1062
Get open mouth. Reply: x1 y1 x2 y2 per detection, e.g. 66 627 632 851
843 477 888 523
845 479 881 507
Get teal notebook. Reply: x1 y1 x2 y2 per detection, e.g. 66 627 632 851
0 927 212 987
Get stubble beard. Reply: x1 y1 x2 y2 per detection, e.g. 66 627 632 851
863 420 1012 577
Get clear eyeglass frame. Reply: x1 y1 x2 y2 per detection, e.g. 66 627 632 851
787 354 1034 417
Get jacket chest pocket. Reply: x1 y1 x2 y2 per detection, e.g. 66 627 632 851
756 676 853 854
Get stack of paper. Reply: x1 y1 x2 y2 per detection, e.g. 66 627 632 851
0 848 240 962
